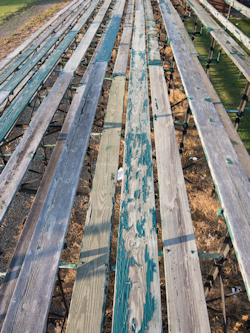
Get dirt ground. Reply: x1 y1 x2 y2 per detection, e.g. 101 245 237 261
0 0 250 332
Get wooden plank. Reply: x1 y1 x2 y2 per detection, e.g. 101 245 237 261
160 0 250 300
0 0 100 144
66 4 134 331
0 2 115 323
166 0 250 180
167 0 198 56
199 0 250 50
145 0 210 331
0 0 81 72
0 0 87 86
192 56 250 180
185 0 250 82
1 0 126 330
112 0 161 331
0 0 110 227
223 0 250 19
185 0 220 31
0 0 90 105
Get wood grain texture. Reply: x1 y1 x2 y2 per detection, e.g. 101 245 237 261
146 0 210 331
0 0 81 72
192 56 250 180
0 5 116 323
185 0 250 81
66 1 132 332
0 0 90 98
223 0 250 19
66 76 127 333
199 0 250 50
112 0 161 331
1 61 108 333
0 0 87 86
172 39 250 300
1 0 126 329
0 0 100 144
0 0 108 226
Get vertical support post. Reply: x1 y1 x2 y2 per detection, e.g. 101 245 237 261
168 57 176 94
179 107 191 155
220 266 227 333
217 5 231 63
57 270 69 317
234 81 250 130
192 15 198 41
86 147 92 190
200 24 203 35
206 37 216 77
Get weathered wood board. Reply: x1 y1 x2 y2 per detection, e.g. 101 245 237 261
0 0 115 323
160 0 250 300
1 0 127 330
0 0 87 86
66 3 133 331
112 0 162 331
223 0 250 19
0 0 81 72
199 0 250 50
146 0 210 331
0 0 100 143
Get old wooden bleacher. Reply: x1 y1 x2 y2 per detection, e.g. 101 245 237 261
0 0 250 331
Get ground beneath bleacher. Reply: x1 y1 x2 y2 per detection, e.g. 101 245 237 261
0 0 250 332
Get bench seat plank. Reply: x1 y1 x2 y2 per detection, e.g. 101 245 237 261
0 0 90 106
186 0 250 82
66 4 134 331
112 0 162 331
0 0 100 144
145 0 210 331
159 0 250 300
0 0 81 72
0 2 116 323
199 0 250 50
1 0 126 330
223 0 250 19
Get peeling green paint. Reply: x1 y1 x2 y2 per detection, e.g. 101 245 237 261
226 158 233 164
209 118 215 122
204 97 211 102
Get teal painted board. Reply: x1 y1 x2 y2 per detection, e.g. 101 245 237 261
0 0 86 86
67 2 133 331
145 0 210 331
112 0 162 331
0 1 116 322
0 0 100 144
0 0 81 72
0 0 89 95
0 0 111 227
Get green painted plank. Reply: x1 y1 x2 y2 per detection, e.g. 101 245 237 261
0 0 89 98
0 0 100 143
66 2 133 331
145 0 210 331
112 0 161 331
0 0 87 86
0 0 115 323
0 0 81 72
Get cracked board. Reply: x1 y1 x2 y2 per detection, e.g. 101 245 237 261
112 0 162 331
145 0 210 331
